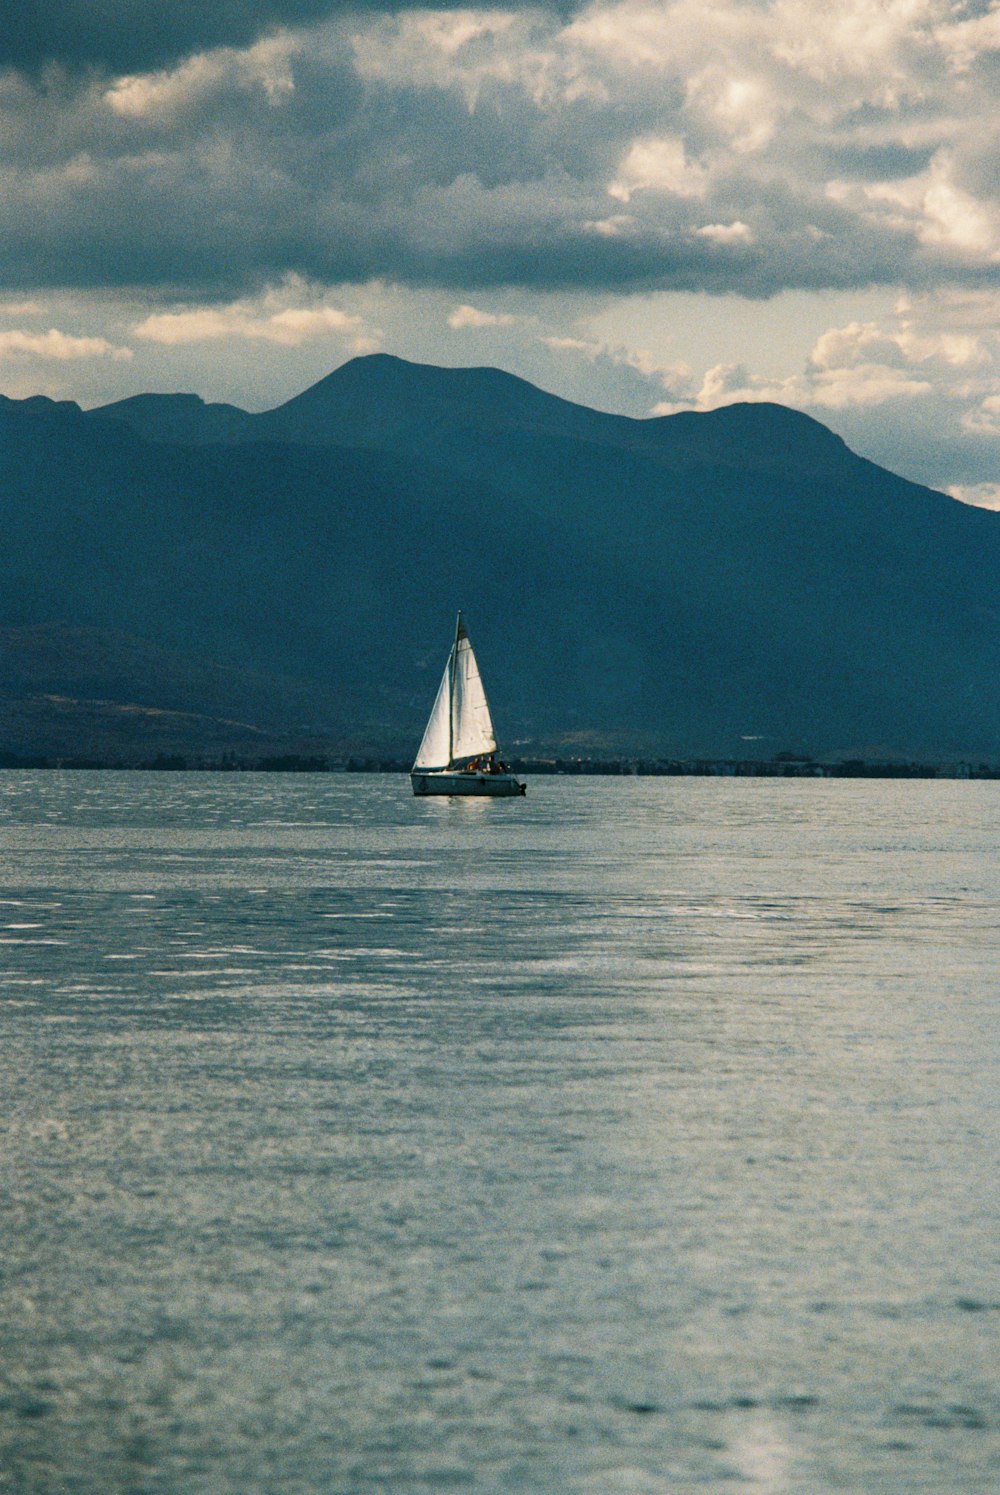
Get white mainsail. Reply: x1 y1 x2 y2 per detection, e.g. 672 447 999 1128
413 659 452 770
451 623 496 765
412 614 498 771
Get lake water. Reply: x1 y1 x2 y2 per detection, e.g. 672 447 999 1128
1 771 998 1494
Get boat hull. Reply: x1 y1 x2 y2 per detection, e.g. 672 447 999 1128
411 770 525 797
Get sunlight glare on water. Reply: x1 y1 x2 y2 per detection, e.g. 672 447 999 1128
1 771 999 1493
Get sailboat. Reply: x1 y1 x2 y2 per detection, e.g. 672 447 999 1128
411 614 526 797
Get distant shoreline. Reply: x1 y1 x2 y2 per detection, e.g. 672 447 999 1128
1 754 996 779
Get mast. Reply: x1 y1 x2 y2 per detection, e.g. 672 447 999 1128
449 610 462 768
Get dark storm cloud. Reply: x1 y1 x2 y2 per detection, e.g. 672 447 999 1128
0 1 326 74
0 0 998 303
0 137 953 302
0 0 564 75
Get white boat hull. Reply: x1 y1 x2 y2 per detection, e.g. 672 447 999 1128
411 770 525 797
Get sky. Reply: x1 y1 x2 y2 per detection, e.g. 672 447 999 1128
2 0 1000 503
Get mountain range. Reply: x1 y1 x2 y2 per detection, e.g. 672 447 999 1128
2 353 999 763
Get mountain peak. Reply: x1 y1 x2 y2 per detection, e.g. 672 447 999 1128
277 351 581 417
668 399 849 447
267 352 643 449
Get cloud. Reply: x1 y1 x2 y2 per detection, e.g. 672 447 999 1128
542 331 693 392
0 328 132 360
935 5 1000 75
696 220 752 244
0 299 43 316
961 393 1000 436
448 303 518 328
104 36 297 120
2 0 1000 518
835 154 1000 261
2 0 1000 302
813 321 928 373
651 342 937 414
0 1 491 76
609 136 707 202
134 283 371 348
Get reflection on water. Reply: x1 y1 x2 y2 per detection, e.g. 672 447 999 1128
1 772 999 1493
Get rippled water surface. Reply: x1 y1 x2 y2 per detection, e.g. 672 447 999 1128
1 771 999 1493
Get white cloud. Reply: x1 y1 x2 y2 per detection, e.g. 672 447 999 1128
350 11 577 110
811 315 989 373
609 136 707 203
696 220 752 244
769 0 938 89
936 5 1000 75
543 334 598 354
685 67 780 153
104 34 297 120
134 281 372 349
653 350 935 413
918 164 1000 258
447 304 517 329
0 329 132 361
803 363 935 407
855 154 1000 260
584 214 634 238
568 0 938 119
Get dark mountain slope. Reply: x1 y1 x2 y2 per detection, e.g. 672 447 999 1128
2 356 998 760
93 353 856 477
98 392 254 446
0 622 397 762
